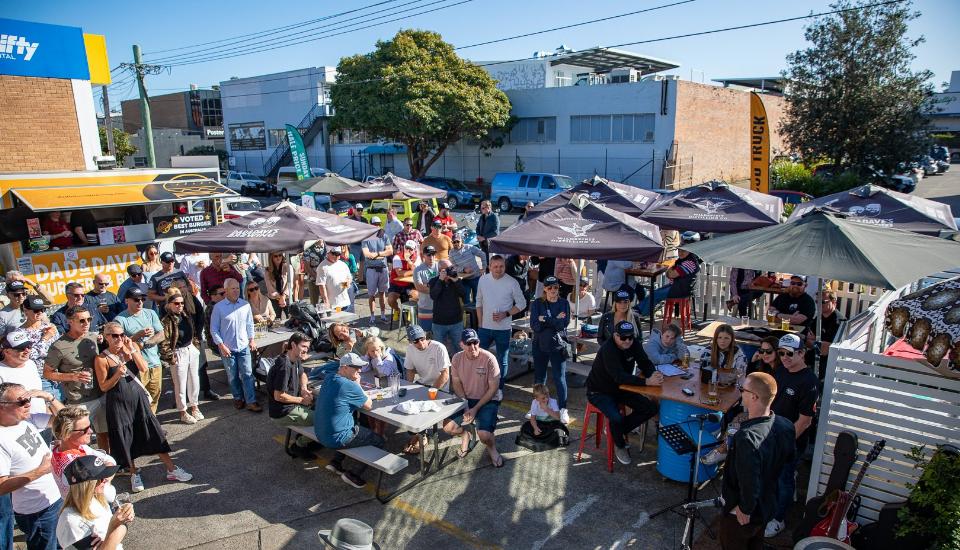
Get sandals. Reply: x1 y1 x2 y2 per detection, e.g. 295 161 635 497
491 454 505 468
403 440 422 455
457 430 478 459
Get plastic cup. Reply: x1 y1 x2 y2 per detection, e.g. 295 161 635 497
781 319 790 331
740 316 749 327
428 388 438 400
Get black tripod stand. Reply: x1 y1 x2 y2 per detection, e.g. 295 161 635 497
649 415 722 549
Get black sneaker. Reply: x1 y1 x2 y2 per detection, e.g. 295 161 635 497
292 444 314 459
340 471 366 489
203 391 223 401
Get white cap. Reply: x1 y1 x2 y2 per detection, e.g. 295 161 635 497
778 333 803 350
339 353 367 367
371 216 382 224
404 240 417 249
355 203 363 209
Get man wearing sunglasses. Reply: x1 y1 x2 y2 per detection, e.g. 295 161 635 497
0 332 49 418
51 282 108 337
115 288 166 413
807 291 845 379
769 275 817 330
586 320 662 466
0 281 34 339
85 274 122 322
763 333 819 539
117 264 149 313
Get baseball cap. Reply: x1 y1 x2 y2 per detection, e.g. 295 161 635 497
406 325 426 341
615 320 636 338
125 287 146 300
543 276 560 287
371 216 382 224
126 264 143 275
339 353 367 368
778 334 803 350
24 296 45 312
5 281 25 294
432 220 442 227
63 455 120 486
461 328 480 344
355 203 364 209
423 245 437 255
3 331 32 351
326 248 342 256
441 202 449 209
404 240 417 250
159 251 176 263
614 289 632 302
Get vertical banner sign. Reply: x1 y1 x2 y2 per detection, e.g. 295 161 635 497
285 124 310 181
750 92 770 193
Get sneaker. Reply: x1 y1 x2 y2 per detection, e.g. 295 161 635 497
369 315 376 325
380 314 388 323
615 446 632 465
340 471 366 489
203 390 222 401
191 409 204 420
559 408 570 425
700 446 727 466
131 473 144 493
764 519 785 538
165 466 193 482
325 463 345 475
180 412 197 425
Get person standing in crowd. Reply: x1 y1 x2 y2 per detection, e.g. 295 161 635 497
728 268 761 317
43 211 74 250
413 246 440 332
0 333 48 421
429 260 466 355
178 251 209 299
86 274 121 322
362 217 393 324
147 252 188 310
445 329 505 467
402 325 450 455
387 241 421 318
0 281 29 339
572 279 597 317
808 290 845 377
116 265 147 312
264 252 292 320
211 279 259 412
94 323 193 494
199 252 243 306
113 289 165 414
636 232 702 315
415 201 435 234
0 382 63 550
56 455 135 550
317 248 352 312
504 254 529 299
596 289 642 346
599 260 635 313
43 307 109 453
339 244 359 312
764 334 819 539
139 245 162 287
245 281 276 324
530 277 572 425
434 203 457 236
475 255 526 389
392 218 424 253
383 208 404 243
586 320 662 465
421 221 453 261
159 288 203 425
448 233 486 306
3 272 54 307
314 353 385 489
50 406 115 497
301 242 326 306
553 257 578 300
199 285 223 402
51 283 106 336
770 275 817 330
16 298 59 400
719 372 795 549
475 200 499 262
266 332 315 459
643 324 689 365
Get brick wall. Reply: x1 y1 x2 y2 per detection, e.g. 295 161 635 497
121 92 189 133
0 75 86 172
672 81 786 185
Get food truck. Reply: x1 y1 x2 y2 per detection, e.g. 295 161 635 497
0 168 237 304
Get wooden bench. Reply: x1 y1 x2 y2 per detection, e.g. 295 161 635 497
284 425 409 503
566 361 592 377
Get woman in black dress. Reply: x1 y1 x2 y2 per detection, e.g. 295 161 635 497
94 321 193 494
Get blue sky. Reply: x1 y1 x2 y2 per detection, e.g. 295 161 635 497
4 0 958 110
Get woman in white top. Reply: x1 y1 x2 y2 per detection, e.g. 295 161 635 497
245 281 276 324
56 455 134 550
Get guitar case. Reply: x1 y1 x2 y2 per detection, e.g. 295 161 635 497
793 431 859 543
849 501 932 549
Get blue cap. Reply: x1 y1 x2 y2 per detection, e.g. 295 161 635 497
614 289 632 302
406 325 426 341
543 276 560 287
461 329 480 344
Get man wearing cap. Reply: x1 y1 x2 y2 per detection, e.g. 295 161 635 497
414 201 435 234
85 274 122 323
317 248 352 312
413 246 441 332
0 332 48 418
3 272 54 308
147 252 189 309
362 218 393 324
636 235 702 316
51 282 107 337
0 382 64 550
349 204 365 223
475 200 499 262
391 218 423 254
770 275 817 331
402 324 451 454
0 281 30 339
445 329 505 467
448 234 486 306
301 243 327 306
314 353 385 489
586 320 662 465
434 204 457 237
117 264 148 313
387 241 421 317
211 279 260 413
429 260 467 354
421 221 453 261
763 333 819 538
475 255 526 388
57 455 133 550
114 288 166 413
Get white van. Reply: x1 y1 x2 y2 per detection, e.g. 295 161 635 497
276 167 329 199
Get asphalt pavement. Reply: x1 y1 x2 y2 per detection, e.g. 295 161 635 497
913 165 960 212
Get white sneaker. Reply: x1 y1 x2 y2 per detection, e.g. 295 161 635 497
764 519 785 538
380 314 388 323
369 315 376 325
700 446 727 466
165 466 193 482
180 412 197 425
559 408 570 425
615 446 632 465
131 474 144 493
191 409 204 420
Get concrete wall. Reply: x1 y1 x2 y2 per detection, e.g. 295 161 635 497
125 129 225 168
0 75 86 172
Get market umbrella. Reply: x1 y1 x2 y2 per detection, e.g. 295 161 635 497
174 201 379 253
639 179 783 233
528 175 660 218
789 184 957 236
305 173 362 196
885 278 960 374
331 172 447 201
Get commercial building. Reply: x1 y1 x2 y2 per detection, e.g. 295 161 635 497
120 87 225 167
930 70 960 160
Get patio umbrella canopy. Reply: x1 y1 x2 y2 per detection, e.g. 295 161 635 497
528 175 660 218
305 173 362 195
789 184 957 236
174 201 379 253
331 172 446 201
639 180 783 233
489 194 664 261
680 208 960 290
886 278 960 374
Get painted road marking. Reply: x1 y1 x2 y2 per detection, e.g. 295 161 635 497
530 494 600 550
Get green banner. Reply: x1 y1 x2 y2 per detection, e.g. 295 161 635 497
285 124 310 180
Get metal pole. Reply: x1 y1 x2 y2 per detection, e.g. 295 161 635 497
132 45 156 168
604 149 608 178
101 86 116 157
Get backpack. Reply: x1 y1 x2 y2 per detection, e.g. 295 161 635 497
285 301 333 353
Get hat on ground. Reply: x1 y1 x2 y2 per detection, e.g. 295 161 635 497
371 216 382 224
5 281 25 294
615 320 636 338
63 455 120 486
3 331 32 351
461 328 480 344
126 264 143 275
614 289 632 302
406 325 426 341
125 287 146 300
355 203 364 209
431 220 442 227
339 353 367 368
778 333 803 351
403 240 417 250
543 276 560 287
318 518 380 550
326 248 343 256
159 251 176 263
423 245 437 255
24 296 45 312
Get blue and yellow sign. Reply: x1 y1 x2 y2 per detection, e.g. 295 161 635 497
0 18 109 83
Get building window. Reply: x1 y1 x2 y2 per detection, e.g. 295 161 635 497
554 70 571 87
330 128 371 145
133 156 147 167
268 127 309 148
570 114 655 143
201 98 222 127
509 117 556 144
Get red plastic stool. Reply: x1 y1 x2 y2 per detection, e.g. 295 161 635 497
662 297 692 332
576 402 615 473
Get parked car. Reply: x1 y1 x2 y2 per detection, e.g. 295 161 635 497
415 177 482 209
490 172 575 213
225 171 272 196
277 167 330 199
310 195 352 215
915 156 939 176
769 190 813 205
222 197 262 220
930 146 951 163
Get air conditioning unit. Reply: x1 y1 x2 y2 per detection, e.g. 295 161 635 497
609 68 640 84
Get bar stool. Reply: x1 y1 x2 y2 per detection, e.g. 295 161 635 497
662 297 692 332
390 301 418 333
576 402 615 473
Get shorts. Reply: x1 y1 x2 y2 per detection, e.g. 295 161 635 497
451 398 500 433
76 396 108 434
388 285 412 302
365 267 389 294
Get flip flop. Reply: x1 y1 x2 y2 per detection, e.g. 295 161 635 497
491 454 505 468
403 442 422 455
457 430 477 459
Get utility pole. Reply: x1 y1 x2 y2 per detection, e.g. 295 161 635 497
123 45 162 168
101 85 115 157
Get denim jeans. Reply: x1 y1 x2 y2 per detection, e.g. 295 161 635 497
223 347 256 403
14 498 62 550
635 285 673 316
331 424 386 474
533 349 568 409
586 391 658 448
431 321 463 356
40 379 62 403
0 494 12 550
774 453 800 521
461 277 479 306
478 328 511 389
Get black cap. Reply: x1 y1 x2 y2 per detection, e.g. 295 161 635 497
24 296 45 312
423 245 437 255
6 281 25 293
63 455 120 485
126 264 143 275
461 329 480 344
160 251 176 263
432 220 442 227
615 320 636 338
543 276 560 287
614 289 632 302
125 287 146 300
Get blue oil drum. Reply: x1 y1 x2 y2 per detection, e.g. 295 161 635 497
656 398 721 483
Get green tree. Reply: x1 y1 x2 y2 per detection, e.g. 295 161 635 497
98 126 137 165
331 30 511 179
781 0 934 173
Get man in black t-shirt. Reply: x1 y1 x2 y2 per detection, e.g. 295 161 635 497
148 252 189 309
266 332 316 458
770 275 817 330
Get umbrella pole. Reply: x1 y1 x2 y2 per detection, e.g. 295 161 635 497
815 284 823 379
573 260 582 362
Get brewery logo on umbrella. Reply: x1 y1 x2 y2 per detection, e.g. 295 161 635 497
689 198 736 218
845 203 894 227
557 220 597 239
248 216 282 227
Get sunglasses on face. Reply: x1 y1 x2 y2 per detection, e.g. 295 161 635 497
463 342 480 347
170 301 185 306
74 318 92 324
778 350 796 358
70 293 84 298
617 334 635 341
247 287 259 292
790 281 804 286
736 384 756 397
759 348 775 354
1 397 30 407
129 297 144 303
106 333 123 339
9 292 26 298
452 240 461 244
71 425 93 434
96 282 109 286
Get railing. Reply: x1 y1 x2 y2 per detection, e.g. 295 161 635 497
261 102 327 177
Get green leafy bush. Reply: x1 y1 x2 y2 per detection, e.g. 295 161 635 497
771 160 863 197
898 445 960 549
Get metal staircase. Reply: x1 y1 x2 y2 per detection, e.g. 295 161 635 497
262 102 328 179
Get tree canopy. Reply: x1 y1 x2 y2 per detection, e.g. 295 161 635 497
781 0 934 173
98 126 137 165
331 29 511 179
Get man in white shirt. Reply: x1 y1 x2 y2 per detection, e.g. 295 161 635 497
402 325 451 455
0 382 64 550
317 248 352 311
475 255 526 390
178 252 210 299
383 208 404 243
0 332 46 417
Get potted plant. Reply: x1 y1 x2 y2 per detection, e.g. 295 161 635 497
897 444 960 549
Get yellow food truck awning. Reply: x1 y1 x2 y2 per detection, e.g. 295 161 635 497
11 179 238 212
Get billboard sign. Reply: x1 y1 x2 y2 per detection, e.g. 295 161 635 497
0 18 90 80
